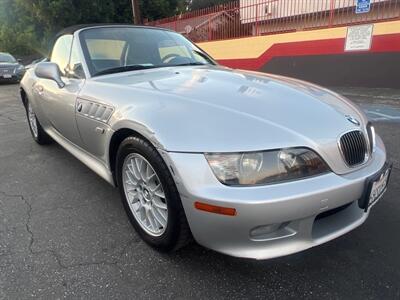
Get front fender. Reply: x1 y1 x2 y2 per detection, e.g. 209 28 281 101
109 118 167 151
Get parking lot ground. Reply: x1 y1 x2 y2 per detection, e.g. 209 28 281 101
0 83 399 299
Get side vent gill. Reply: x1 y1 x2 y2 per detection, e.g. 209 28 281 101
76 99 114 123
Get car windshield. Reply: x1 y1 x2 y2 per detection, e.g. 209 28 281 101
79 27 216 77
0 53 17 63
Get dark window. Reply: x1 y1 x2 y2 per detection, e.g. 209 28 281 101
79 27 215 76
0 53 16 63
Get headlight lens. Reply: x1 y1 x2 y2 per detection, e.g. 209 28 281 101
205 148 330 186
14 65 23 74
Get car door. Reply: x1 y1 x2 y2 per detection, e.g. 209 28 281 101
74 36 124 158
34 34 84 146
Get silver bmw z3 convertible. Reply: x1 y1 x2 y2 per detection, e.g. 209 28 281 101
20 24 392 259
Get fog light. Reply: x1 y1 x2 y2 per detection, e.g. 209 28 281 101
250 222 295 241
250 223 282 237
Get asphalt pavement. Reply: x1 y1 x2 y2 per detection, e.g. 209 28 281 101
0 83 399 299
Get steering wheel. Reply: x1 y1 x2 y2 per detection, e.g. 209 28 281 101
162 53 184 64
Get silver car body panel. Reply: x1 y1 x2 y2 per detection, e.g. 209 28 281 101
82 65 371 175
161 136 385 259
20 25 387 259
33 77 84 145
45 125 115 185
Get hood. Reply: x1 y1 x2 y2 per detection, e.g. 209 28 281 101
86 66 370 173
0 62 19 68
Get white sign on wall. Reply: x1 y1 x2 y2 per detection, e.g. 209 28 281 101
345 24 374 51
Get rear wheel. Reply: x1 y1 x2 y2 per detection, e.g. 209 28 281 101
116 136 191 252
26 101 52 145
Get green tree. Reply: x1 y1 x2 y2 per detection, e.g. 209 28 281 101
0 0 134 55
0 0 190 56
188 0 232 10
141 0 187 21
0 0 40 55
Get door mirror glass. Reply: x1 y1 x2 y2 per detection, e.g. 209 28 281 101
35 62 65 88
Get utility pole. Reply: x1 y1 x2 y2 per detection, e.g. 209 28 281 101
131 0 142 24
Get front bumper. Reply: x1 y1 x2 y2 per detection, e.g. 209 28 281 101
161 135 387 260
0 74 22 82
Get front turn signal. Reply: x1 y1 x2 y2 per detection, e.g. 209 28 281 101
194 202 237 216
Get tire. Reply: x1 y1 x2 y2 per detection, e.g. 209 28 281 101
25 100 52 145
116 136 191 252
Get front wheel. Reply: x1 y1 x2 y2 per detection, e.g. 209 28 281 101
116 136 191 252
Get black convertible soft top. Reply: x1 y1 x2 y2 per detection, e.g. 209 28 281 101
54 23 169 40
49 23 170 57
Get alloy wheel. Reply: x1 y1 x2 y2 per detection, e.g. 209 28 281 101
122 153 168 236
28 102 38 138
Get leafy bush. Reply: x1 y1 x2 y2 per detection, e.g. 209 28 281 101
0 0 228 56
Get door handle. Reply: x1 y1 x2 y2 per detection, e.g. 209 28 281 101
35 85 44 95
76 102 83 112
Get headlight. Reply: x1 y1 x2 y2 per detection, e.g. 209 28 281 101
205 148 330 186
13 65 23 74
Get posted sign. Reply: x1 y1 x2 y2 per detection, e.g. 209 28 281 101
356 0 371 14
345 24 374 51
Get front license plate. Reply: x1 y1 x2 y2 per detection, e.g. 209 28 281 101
2 74 12 79
360 163 392 211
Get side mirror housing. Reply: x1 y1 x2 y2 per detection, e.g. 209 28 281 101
35 62 65 88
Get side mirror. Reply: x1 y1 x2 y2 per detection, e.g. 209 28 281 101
35 62 65 88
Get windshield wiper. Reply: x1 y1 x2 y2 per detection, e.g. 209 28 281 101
93 64 158 77
171 62 208 67
192 50 215 64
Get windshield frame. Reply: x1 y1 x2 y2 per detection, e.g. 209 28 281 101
0 53 17 63
77 26 217 78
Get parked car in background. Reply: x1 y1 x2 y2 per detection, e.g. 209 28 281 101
24 57 47 71
20 25 391 260
0 52 25 82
